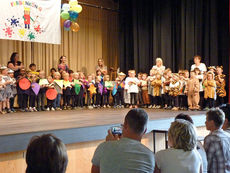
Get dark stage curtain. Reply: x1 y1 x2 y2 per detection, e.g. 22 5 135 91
119 0 229 74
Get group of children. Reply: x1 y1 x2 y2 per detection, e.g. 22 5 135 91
0 61 227 114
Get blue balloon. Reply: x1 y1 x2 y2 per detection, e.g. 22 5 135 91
68 11 79 20
64 26 70 31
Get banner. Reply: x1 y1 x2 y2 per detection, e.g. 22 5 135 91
0 0 61 44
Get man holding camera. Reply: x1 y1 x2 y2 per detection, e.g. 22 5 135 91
91 108 155 173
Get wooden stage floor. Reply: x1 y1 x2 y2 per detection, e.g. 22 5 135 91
0 108 206 136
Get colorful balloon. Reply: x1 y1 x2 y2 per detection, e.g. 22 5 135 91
61 11 70 20
70 22 80 32
76 4 82 13
69 11 79 21
64 20 72 28
62 3 70 11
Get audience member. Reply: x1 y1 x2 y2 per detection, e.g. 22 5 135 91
204 109 230 173
26 134 68 173
91 108 155 173
155 119 202 173
175 113 207 173
221 104 230 134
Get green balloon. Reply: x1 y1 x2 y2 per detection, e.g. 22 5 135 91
61 11 70 20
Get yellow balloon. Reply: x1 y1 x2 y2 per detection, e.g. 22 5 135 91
76 5 82 13
70 6 78 11
69 0 78 7
71 22 80 32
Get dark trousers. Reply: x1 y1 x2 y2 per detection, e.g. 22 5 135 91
179 95 187 108
149 95 154 106
130 93 138 105
153 96 161 106
77 89 84 107
87 92 95 106
117 89 124 105
138 91 143 105
162 94 170 107
171 96 179 107
29 95 36 107
10 95 16 108
47 99 54 108
216 96 225 107
18 94 28 109
206 98 215 108
199 91 205 109
103 91 110 105
37 92 45 108
63 94 71 107
96 93 102 106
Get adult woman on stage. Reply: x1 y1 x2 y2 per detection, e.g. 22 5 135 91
95 58 107 75
7 52 24 78
190 55 207 74
152 58 165 74
58 55 69 73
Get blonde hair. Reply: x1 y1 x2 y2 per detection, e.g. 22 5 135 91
168 119 197 151
156 57 163 66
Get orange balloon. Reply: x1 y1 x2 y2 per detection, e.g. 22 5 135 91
71 22 80 32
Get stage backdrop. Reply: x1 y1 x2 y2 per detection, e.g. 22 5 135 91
0 0 61 44
0 0 119 76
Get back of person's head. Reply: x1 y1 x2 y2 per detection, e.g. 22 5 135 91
175 113 194 124
220 104 230 125
125 108 148 135
168 119 197 151
26 134 68 173
206 109 225 128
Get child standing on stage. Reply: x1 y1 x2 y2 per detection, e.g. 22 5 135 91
53 72 62 110
86 74 96 109
37 71 47 111
46 76 55 111
103 75 113 108
178 70 187 110
147 69 156 108
62 72 72 110
137 73 143 106
78 72 86 108
0 74 6 114
8 69 17 112
169 74 180 111
203 71 216 109
162 69 171 109
95 76 103 108
184 71 200 110
152 73 162 108
29 74 38 112
215 66 226 107
116 72 126 108
140 73 150 108
125 70 139 108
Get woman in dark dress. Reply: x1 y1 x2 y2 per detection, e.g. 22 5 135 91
7 52 24 78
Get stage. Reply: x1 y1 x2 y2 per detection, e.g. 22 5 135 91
0 108 206 154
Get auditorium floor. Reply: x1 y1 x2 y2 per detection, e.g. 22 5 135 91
0 108 206 136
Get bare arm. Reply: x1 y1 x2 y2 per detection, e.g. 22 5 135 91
91 165 100 173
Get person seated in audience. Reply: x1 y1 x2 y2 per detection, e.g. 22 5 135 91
220 104 230 134
154 119 202 173
26 134 68 173
91 108 155 173
204 109 230 173
175 113 207 173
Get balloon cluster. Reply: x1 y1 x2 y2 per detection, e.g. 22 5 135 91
60 0 82 32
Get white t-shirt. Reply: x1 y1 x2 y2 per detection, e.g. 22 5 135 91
152 65 166 74
191 63 207 74
125 77 139 93
155 148 202 173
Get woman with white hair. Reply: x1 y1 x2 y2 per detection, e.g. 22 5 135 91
152 58 165 74
154 120 202 173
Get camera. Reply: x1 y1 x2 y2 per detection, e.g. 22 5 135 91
110 126 122 135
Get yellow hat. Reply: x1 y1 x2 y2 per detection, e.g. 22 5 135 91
24 7 30 11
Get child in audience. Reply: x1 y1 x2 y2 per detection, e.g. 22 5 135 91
0 75 6 114
46 76 55 111
203 71 216 109
125 70 139 108
8 69 17 112
63 73 72 110
140 73 150 108
37 71 47 111
184 71 200 110
53 72 62 110
29 74 38 112
152 73 162 108
215 66 226 107
103 75 112 108
169 74 180 111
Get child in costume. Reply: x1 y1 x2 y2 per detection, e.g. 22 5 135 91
8 69 17 112
62 73 72 110
29 74 38 112
151 73 162 108
203 71 216 109
37 71 48 111
46 76 55 111
147 69 156 108
86 74 96 109
103 75 113 108
140 73 150 108
169 74 180 111
184 71 200 110
215 66 226 107
0 74 6 114
53 72 63 110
